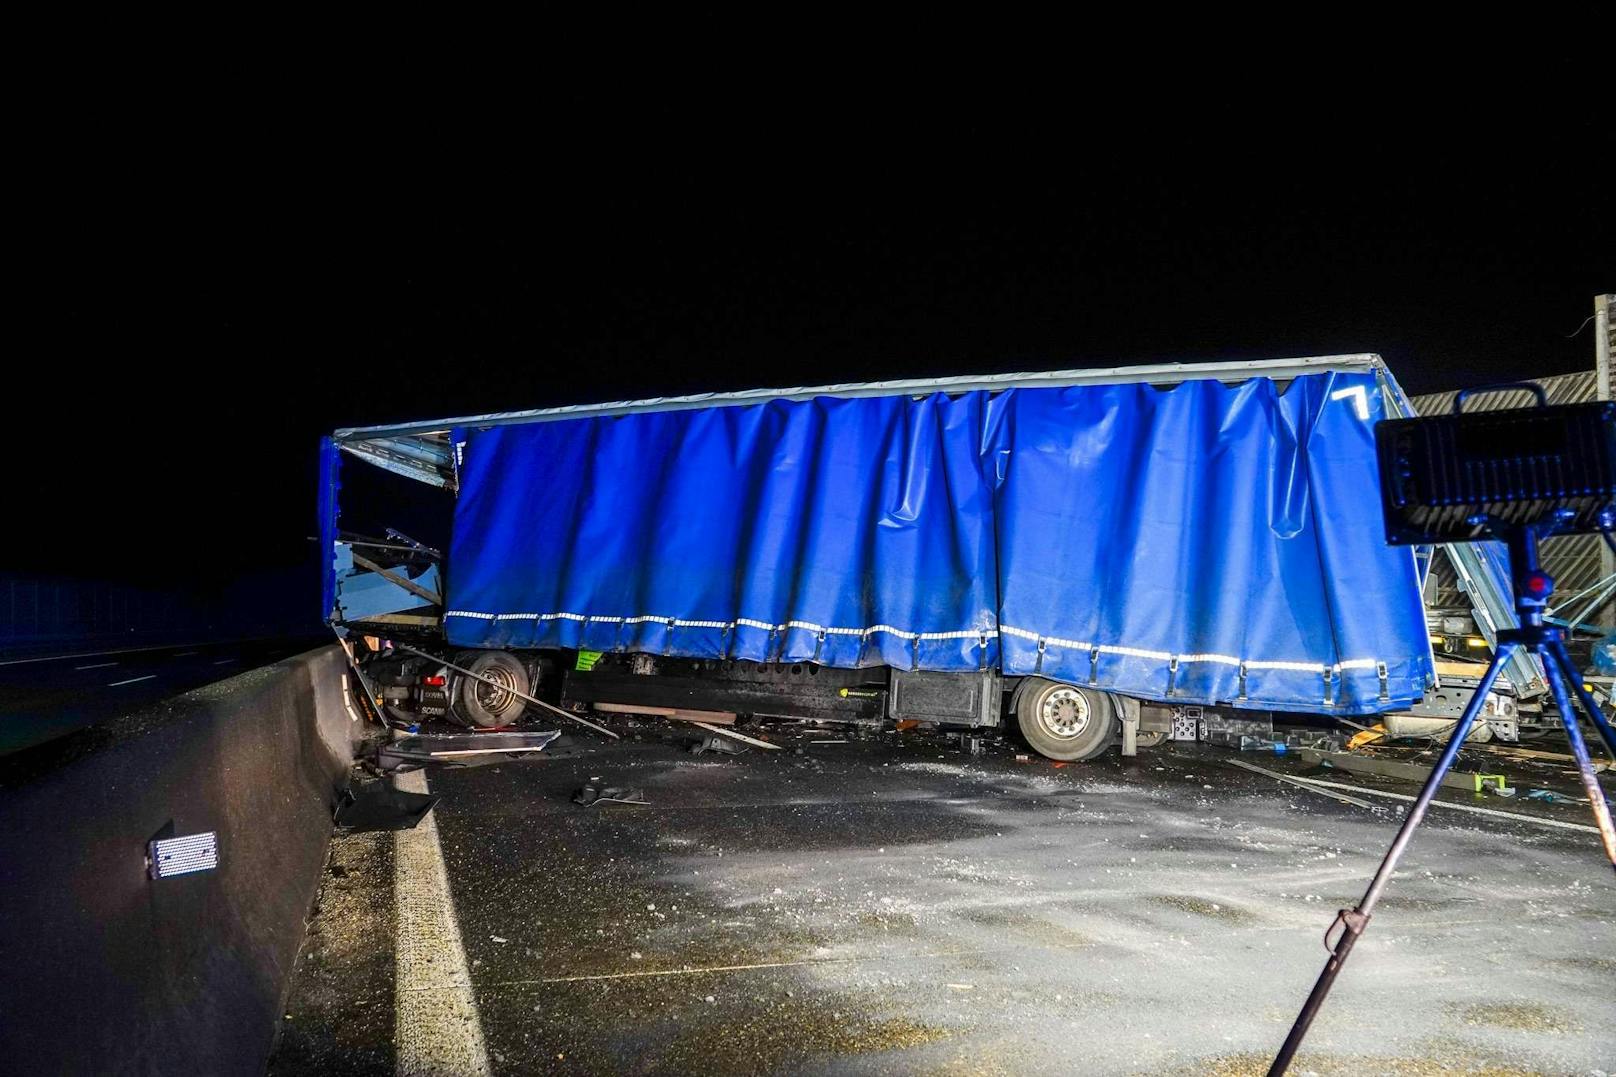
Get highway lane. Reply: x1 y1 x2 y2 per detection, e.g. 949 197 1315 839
272 724 1615 1075
0 637 326 756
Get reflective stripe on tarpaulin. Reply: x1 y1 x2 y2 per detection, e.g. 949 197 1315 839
990 372 1429 712
447 393 1001 672
445 373 1431 714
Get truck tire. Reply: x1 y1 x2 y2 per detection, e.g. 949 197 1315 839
1016 678 1115 761
451 650 530 728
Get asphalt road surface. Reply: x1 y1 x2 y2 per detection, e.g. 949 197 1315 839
0 637 325 757
272 720 1615 1076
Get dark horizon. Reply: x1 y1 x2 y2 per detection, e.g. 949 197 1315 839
11 108 1612 593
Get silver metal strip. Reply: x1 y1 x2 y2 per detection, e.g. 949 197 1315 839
334 354 1383 441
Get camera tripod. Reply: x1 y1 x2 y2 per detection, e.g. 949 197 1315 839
1270 512 1616 1075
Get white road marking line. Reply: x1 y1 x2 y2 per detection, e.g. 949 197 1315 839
212 658 238 665
173 651 198 657
107 675 157 687
1288 776 1602 834
0 640 228 667
393 769 490 1077
493 943 1089 986
75 662 118 670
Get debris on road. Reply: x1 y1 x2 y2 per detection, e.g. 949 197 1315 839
593 703 737 725
1346 723 1388 750
377 730 562 772
1224 758 1381 810
1524 787 1596 807
691 734 748 756
1293 747 1484 791
686 722 780 750
333 782 438 832
573 785 648 807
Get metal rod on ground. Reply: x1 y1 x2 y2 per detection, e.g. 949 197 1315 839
396 643 620 740
688 721 780 750
1223 758 1380 809
1267 643 1514 1076
1279 775 1600 833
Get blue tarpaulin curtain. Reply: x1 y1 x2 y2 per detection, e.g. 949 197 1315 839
445 372 1430 714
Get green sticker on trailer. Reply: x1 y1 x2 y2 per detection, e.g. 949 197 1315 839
575 649 603 671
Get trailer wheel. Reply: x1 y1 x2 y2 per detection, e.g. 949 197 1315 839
1016 678 1115 761
451 651 530 728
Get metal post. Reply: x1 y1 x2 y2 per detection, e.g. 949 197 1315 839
1598 295 1614 628
1595 294 1611 405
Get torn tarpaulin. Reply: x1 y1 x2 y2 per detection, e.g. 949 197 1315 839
378 730 563 772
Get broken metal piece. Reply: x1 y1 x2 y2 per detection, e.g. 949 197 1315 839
572 785 648 806
335 784 439 832
377 730 562 772
1225 758 1380 810
691 734 748 756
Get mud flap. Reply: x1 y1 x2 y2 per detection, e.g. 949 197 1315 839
1115 695 1141 756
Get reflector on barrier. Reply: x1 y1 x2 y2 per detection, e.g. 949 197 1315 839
148 831 219 879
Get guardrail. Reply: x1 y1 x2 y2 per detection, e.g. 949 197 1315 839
0 645 356 1075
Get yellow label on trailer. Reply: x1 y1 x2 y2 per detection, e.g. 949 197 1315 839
575 649 603 672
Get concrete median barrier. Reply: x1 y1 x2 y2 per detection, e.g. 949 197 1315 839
0 644 357 1076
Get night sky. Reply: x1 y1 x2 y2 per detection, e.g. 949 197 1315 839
13 100 1611 611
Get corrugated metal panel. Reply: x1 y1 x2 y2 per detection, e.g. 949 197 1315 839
1410 369 1600 415
1412 369 1609 631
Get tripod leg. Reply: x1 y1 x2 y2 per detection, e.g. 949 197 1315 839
1267 645 1516 1076
1546 640 1616 760
1538 649 1616 870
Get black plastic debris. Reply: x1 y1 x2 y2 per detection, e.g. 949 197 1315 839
572 785 648 806
377 730 562 772
334 783 439 832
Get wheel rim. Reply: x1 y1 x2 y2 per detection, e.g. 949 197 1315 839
473 665 517 714
1035 686 1090 739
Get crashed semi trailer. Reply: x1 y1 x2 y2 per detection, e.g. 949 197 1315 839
321 355 1449 761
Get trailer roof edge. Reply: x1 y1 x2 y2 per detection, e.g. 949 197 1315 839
334 353 1385 441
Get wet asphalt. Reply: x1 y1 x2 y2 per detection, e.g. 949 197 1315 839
273 721 1616 1076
